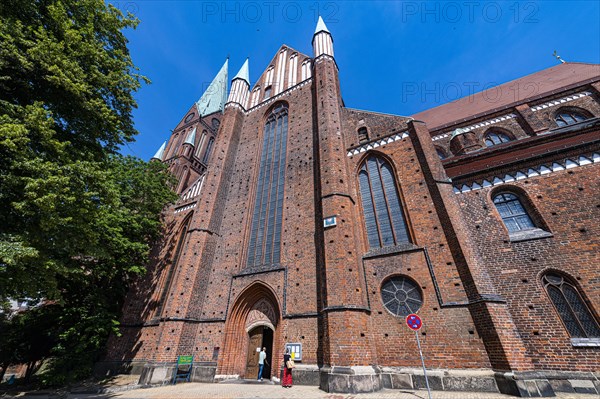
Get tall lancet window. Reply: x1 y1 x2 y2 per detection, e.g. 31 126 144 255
202 137 214 164
247 103 289 267
359 155 411 248
543 273 600 338
195 131 207 158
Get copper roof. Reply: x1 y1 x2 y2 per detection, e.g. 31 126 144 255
412 62 600 132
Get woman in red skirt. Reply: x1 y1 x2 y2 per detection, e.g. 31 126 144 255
282 348 293 388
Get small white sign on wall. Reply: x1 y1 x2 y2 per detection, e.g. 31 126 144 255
256 347 261 352
323 216 337 228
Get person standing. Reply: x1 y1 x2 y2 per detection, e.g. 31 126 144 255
257 347 268 381
282 348 293 388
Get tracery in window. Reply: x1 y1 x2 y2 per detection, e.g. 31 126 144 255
493 192 535 233
543 273 600 338
359 155 410 249
381 276 423 317
246 103 288 267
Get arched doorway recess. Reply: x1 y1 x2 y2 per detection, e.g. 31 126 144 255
219 282 281 379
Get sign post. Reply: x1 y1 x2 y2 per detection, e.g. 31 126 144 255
406 314 432 399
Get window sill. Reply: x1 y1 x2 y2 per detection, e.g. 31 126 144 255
544 116 600 135
363 243 421 259
509 228 553 243
571 338 600 347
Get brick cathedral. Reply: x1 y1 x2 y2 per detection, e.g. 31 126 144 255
100 18 600 397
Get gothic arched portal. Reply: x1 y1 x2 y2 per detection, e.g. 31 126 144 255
218 282 281 379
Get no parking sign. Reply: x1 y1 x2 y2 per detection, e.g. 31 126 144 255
406 313 422 331
405 313 431 399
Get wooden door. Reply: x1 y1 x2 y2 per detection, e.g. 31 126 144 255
245 327 263 379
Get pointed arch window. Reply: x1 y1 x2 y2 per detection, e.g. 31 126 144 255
484 130 513 147
246 103 288 267
288 53 298 88
265 66 275 86
359 155 410 248
543 273 600 338
264 86 272 100
301 60 312 80
555 110 588 127
195 131 207 158
250 86 261 108
202 137 214 164
493 192 535 233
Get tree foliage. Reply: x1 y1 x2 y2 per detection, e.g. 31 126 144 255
0 0 177 385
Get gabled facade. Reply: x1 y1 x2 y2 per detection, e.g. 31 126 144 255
100 18 600 397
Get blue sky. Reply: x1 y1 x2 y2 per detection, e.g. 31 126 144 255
115 1 600 160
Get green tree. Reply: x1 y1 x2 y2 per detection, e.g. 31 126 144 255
0 0 177 384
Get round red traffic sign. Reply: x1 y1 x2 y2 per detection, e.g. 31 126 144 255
406 313 422 331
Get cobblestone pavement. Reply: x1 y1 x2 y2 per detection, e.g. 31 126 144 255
12 382 597 399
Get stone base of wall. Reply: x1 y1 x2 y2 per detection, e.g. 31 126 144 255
101 361 218 386
319 366 382 394
320 366 600 397
287 364 320 386
495 370 600 397
94 362 600 397
381 367 499 393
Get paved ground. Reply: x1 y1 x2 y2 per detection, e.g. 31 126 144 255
6 381 597 399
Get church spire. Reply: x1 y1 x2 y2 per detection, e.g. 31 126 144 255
232 58 250 84
184 127 197 146
227 58 250 109
312 16 334 58
314 15 330 35
151 141 167 161
196 58 228 117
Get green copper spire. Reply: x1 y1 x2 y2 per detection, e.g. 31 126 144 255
184 127 196 146
196 59 228 117
151 141 167 161
314 16 330 35
233 58 250 84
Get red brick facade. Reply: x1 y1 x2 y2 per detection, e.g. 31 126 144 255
100 22 600 396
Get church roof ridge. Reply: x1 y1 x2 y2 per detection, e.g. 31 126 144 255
345 107 411 119
412 62 600 131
